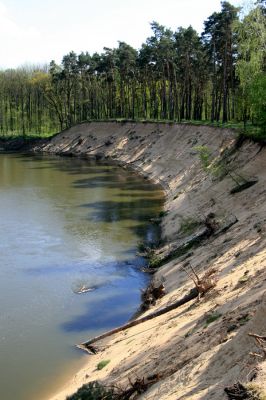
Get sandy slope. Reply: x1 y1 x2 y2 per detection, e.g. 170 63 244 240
35 122 266 400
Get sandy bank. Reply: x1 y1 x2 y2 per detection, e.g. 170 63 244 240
33 122 266 400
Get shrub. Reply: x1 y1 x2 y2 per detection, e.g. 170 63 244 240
179 216 201 235
97 360 111 370
67 381 114 400
205 312 222 326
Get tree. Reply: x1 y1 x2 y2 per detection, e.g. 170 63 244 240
235 3 266 131
174 26 207 120
116 42 137 118
203 2 239 122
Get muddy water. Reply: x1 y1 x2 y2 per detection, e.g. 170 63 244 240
0 153 164 400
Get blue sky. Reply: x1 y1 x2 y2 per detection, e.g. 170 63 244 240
0 0 249 68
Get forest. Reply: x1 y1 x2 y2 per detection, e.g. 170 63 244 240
0 1 265 138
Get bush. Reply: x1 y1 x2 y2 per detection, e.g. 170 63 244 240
205 312 222 326
67 381 114 400
179 216 201 235
97 360 111 370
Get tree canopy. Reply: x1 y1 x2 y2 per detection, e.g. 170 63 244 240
0 1 265 137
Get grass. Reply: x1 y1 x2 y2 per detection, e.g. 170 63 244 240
1 119 264 143
238 314 250 325
179 216 201 235
97 360 111 370
205 312 222 327
245 383 266 400
148 253 163 268
66 381 114 400
0 131 57 141
159 210 168 218
238 275 249 284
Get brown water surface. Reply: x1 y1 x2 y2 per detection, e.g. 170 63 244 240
0 153 164 400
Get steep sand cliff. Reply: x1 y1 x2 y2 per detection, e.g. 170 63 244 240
35 122 266 400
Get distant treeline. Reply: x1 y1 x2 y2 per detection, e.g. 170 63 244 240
0 1 265 137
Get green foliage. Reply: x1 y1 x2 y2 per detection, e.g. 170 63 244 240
137 241 149 253
194 145 212 171
0 68 59 137
179 216 201 235
205 312 222 326
238 314 250 325
238 274 249 284
194 145 223 178
249 73 266 133
66 381 114 400
235 5 266 135
0 3 264 136
97 360 111 370
148 253 162 268
158 210 168 218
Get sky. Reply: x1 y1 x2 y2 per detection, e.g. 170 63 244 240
0 0 249 69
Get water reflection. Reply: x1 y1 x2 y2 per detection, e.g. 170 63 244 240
0 153 164 400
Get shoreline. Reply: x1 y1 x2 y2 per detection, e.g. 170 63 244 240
3 121 266 399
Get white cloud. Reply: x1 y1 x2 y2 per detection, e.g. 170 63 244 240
0 0 248 69
0 1 41 68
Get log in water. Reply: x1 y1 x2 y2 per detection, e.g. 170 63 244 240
0 153 164 400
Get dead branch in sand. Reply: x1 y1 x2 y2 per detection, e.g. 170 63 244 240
114 375 161 399
248 333 266 358
140 282 166 312
78 288 198 352
224 382 251 399
78 267 217 352
181 263 217 300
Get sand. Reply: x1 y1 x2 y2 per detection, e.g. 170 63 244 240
34 122 266 400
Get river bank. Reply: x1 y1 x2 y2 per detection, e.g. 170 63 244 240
13 122 266 399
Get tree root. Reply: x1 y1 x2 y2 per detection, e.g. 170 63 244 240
248 333 266 358
224 382 254 399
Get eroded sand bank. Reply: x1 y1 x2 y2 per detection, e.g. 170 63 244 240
33 122 265 400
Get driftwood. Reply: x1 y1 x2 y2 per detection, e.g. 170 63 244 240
140 283 166 312
151 214 238 270
181 263 217 301
248 332 266 358
78 287 199 352
78 265 218 352
115 375 161 399
224 382 252 399
230 180 258 194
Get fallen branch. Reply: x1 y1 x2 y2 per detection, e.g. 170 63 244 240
181 263 217 300
224 382 251 399
140 282 166 312
152 215 238 269
78 287 198 352
115 376 160 399
248 332 266 358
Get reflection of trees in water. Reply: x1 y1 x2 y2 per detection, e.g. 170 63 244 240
73 172 159 191
81 199 163 223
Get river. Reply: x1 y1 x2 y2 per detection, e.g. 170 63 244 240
0 153 164 400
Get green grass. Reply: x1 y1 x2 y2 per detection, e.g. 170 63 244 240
238 275 249 284
0 130 57 140
179 216 201 235
238 314 250 326
97 360 111 370
159 210 168 218
66 381 114 400
148 254 163 268
205 312 222 327
1 118 264 144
